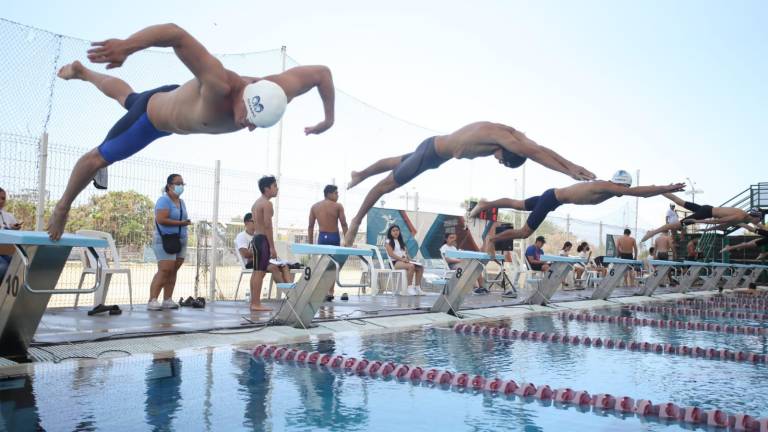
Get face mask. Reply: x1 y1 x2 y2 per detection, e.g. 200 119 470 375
173 185 184 196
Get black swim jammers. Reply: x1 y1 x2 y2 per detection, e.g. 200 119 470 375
392 136 450 186
523 188 562 231
756 228 768 247
680 201 714 226
97 84 179 164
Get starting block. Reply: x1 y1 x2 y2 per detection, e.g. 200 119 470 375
746 264 768 287
637 260 681 296
0 231 107 359
591 257 642 300
698 262 731 292
274 244 372 328
521 254 586 305
722 263 751 290
674 261 709 293
430 250 502 315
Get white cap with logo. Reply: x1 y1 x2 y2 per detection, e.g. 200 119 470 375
243 80 287 128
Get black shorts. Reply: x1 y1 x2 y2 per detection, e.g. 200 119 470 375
523 188 562 231
250 234 271 272
680 202 713 226
656 252 669 261
529 263 544 271
392 136 450 186
755 229 768 247
618 252 634 260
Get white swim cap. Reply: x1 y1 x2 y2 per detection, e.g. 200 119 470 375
610 170 632 186
243 80 287 128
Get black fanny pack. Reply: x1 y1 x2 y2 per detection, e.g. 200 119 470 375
156 202 184 254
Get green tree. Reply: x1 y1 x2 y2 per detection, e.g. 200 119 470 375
66 191 155 247
5 199 42 229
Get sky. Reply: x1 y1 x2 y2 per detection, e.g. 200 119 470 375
3 0 767 232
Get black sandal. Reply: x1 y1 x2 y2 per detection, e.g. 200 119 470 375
108 305 122 315
87 304 112 316
179 296 195 307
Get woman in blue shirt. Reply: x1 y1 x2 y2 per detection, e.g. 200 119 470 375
149 174 191 310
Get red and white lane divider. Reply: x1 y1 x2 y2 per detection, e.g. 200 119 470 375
557 312 767 336
250 344 767 431
452 323 767 364
678 300 768 311
628 305 768 320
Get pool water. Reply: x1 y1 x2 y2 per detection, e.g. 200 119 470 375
1 304 766 431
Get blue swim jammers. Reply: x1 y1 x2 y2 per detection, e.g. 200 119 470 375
392 136 450 186
523 188 562 231
97 84 179 164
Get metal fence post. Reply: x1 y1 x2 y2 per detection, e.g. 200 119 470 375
35 133 48 230
210 160 221 301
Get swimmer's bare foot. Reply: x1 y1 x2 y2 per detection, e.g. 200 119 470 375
468 199 488 219
250 304 272 312
57 61 86 80
47 205 70 241
640 231 654 243
343 221 360 246
347 171 363 189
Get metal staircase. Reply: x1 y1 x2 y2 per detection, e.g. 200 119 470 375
698 182 768 261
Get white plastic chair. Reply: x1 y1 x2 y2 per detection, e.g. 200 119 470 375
75 230 133 309
522 254 544 291
358 244 407 295
234 245 253 300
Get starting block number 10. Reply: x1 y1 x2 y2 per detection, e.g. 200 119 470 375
4 275 20 297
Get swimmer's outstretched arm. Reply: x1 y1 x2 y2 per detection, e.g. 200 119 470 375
267 66 335 135
721 239 760 253
498 132 595 181
87 23 229 92
619 183 686 198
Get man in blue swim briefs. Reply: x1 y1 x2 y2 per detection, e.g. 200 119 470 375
49 23 336 240
469 171 685 243
343 121 597 245
308 184 348 301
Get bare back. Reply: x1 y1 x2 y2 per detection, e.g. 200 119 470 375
654 234 673 253
616 235 636 254
147 70 245 135
712 207 749 221
311 200 343 233
555 181 618 205
434 121 513 159
251 196 273 236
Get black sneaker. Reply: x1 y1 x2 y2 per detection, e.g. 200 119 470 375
502 290 517 298
324 294 334 302
473 287 490 295
340 293 349 301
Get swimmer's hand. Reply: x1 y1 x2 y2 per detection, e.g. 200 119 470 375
304 119 334 135
665 183 686 193
88 39 133 69
569 165 597 181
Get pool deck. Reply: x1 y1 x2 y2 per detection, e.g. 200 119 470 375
1 285 763 374
34 285 680 344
